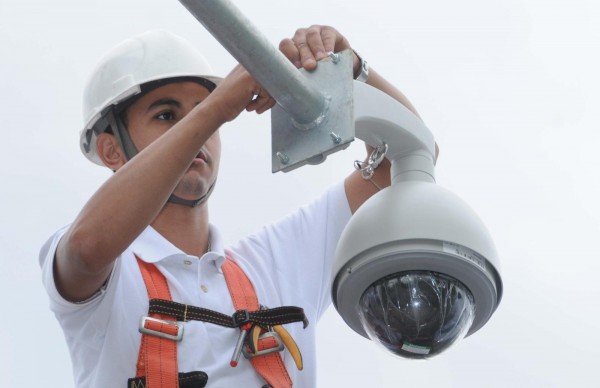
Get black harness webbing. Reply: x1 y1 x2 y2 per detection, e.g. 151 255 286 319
127 371 208 388
148 299 309 329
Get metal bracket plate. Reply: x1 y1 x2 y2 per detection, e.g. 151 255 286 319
271 49 355 173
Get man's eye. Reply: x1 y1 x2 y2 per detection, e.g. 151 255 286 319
156 111 175 120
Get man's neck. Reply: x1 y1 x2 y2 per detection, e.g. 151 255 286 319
151 202 210 257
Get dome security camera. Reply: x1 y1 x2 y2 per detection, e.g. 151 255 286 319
178 0 502 360
332 82 503 359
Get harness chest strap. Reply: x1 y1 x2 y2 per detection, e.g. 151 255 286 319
135 256 296 388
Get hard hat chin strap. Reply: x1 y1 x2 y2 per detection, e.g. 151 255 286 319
104 109 215 208
105 109 139 162
167 181 216 207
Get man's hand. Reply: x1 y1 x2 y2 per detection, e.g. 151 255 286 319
207 64 276 123
279 25 360 76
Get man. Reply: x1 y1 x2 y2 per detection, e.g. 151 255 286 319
40 25 422 387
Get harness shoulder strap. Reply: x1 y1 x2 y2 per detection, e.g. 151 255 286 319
222 258 293 388
136 256 180 388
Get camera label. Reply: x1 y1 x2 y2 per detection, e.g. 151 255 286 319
442 241 486 270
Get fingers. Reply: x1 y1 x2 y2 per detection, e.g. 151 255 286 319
208 65 275 122
305 27 328 61
228 65 275 114
319 26 338 54
279 38 302 68
284 25 350 71
246 89 276 114
292 27 323 70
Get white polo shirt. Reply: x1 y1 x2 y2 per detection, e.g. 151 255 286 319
40 182 351 388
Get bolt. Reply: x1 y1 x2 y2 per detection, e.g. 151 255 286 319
276 152 289 164
330 132 342 144
327 51 340 64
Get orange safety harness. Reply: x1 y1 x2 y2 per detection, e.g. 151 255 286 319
128 255 307 388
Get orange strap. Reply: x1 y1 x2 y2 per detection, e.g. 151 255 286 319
136 257 179 388
222 259 293 388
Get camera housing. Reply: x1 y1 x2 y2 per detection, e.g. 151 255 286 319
331 82 503 359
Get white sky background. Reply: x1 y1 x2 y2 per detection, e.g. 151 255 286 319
1 0 599 386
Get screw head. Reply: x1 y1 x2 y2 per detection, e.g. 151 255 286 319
327 51 340 64
276 151 290 164
330 132 342 144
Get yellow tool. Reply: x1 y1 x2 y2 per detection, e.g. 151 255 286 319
245 322 303 371
249 324 262 354
273 325 303 371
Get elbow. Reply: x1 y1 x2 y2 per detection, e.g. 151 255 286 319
62 225 113 276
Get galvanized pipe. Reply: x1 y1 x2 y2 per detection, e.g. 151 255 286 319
179 0 327 126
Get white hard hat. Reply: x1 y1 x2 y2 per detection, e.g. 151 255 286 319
80 29 222 165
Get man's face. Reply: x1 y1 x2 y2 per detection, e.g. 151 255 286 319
124 81 220 202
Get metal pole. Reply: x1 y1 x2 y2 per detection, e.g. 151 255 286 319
179 0 327 126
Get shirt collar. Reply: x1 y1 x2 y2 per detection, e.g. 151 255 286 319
130 223 226 272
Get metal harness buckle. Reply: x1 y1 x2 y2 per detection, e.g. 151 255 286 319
139 316 184 342
232 309 251 327
242 331 285 359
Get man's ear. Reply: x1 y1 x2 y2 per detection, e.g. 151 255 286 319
96 133 126 170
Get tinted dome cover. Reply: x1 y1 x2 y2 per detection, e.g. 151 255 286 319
358 271 475 359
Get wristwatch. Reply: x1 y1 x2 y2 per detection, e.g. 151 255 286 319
353 50 369 82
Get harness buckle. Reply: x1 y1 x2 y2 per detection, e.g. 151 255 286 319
139 316 184 342
232 309 251 327
242 331 285 359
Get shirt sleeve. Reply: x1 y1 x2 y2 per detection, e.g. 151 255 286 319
231 181 352 322
39 225 120 337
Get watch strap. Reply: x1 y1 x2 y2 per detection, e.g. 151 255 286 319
353 50 369 82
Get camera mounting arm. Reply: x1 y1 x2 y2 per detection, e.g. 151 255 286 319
179 0 355 172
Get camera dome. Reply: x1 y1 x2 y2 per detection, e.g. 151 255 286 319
357 271 475 359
